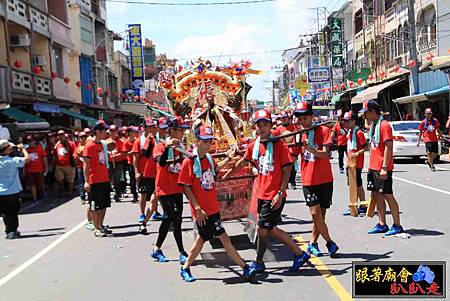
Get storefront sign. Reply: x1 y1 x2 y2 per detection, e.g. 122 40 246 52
128 24 145 90
308 67 331 83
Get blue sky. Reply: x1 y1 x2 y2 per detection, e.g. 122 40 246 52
106 0 347 101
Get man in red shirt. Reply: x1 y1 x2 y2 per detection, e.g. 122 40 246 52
133 118 159 233
108 125 125 202
177 125 251 282
83 121 112 238
54 130 77 197
150 117 188 264
342 111 367 215
290 101 339 258
360 99 403 236
24 135 48 204
122 126 139 203
233 109 310 278
417 108 442 172
331 114 348 174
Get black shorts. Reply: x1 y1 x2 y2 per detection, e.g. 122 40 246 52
425 142 439 154
196 212 226 241
303 182 333 209
257 198 285 230
138 177 155 195
89 182 111 211
367 169 393 195
347 168 363 187
159 193 183 220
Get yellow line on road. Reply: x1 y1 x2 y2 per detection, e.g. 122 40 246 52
294 235 354 301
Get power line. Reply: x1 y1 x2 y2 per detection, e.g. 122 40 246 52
103 0 274 5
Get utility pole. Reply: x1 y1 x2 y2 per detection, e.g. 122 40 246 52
407 0 420 95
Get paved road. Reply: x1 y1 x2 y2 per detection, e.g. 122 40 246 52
1 154 450 301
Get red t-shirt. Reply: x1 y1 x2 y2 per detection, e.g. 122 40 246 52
178 156 220 219
332 122 348 146
291 126 333 186
112 138 125 162
132 135 156 178
25 144 47 173
83 140 109 184
368 120 394 171
244 140 293 200
347 128 367 169
275 123 297 136
55 141 76 167
122 138 134 165
75 144 85 168
418 118 441 143
153 141 184 196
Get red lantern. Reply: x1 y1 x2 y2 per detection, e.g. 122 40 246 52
50 71 57 79
340 83 346 90
105 90 110 96
334 84 339 91
113 91 118 97
426 53 434 61
14 60 23 68
76 80 82 88
348 81 354 87
96 87 103 94
64 77 70 84
379 70 386 78
32 66 42 75
327 87 332 92
357 78 364 85
86 84 91 91
408 60 416 68
368 74 374 81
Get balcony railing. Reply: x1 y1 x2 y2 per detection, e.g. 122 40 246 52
6 0 30 28
10 69 52 96
35 76 52 95
30 7 50 36
418 39 437 53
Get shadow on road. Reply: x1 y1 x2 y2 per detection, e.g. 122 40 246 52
19 232 64 239
19 195 77 216
333 251 393 261
406 228 445 236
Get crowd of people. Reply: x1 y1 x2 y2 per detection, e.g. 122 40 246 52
0 98 448 282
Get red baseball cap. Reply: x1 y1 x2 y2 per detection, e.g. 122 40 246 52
142 117 157 127
279 110 289 118
425 108 433 114
252 109 272 123
79 131 87 137
359 99 380 113
57 130 65 135
109 125 118 131
158 117 169 129
343 111 357 120
293 101 312 115
195 125 215 140
83 128 91 134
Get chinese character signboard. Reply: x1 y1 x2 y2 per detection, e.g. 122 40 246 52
330 18 344 69
128 24 145 91
307 67 331 83
353 261 445 298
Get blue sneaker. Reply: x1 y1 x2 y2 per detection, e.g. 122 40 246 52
326 241 339 258
151 250 169 262
385 224 404 236
242 264 252 281
138 214 145 223
307 243 323 257
289 252 310 272
358 206 367 214
152 212 163 220
179 252 188 265
368 223 389 234
248 261 266 278
180 267 196 282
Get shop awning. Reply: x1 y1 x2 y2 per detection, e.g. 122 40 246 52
425 85 449 97
33 102 60 113
1 108 45 122
351 79 402 104
59 108 97 126
393 85 449 104
147 105 173 117
331 92 346 105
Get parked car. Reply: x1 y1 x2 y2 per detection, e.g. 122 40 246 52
389 121 440 161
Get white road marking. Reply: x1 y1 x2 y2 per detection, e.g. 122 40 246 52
392 176 450 196
0 219 86 288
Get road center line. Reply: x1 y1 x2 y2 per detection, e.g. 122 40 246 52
0 219 86 288
294 235 354 301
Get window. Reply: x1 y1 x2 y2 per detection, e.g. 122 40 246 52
417 5 437 50
80 14 93 44
51 46 64 78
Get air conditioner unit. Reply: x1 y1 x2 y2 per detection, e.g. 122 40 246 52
33 55 47 67
10 34 30 47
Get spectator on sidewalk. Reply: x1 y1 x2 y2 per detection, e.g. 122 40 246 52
23 135 48 204
0 140 30 239
54 130 77 197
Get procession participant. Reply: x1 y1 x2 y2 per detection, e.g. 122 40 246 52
108 125 124 202
360 100 404 236
122 126 139 203
83 120 112 238
290 101 339 257
75 132 88 204
0 140 30 239
233 109 310 277
446 115 450 131
331 113 348 174
133 118 159 234
44 133 56 192
150 117 189 264
23 135 48 204
178 124 251 282
54 130 77 198
118 129 128 195
417 108 442 172
342 111 367 215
